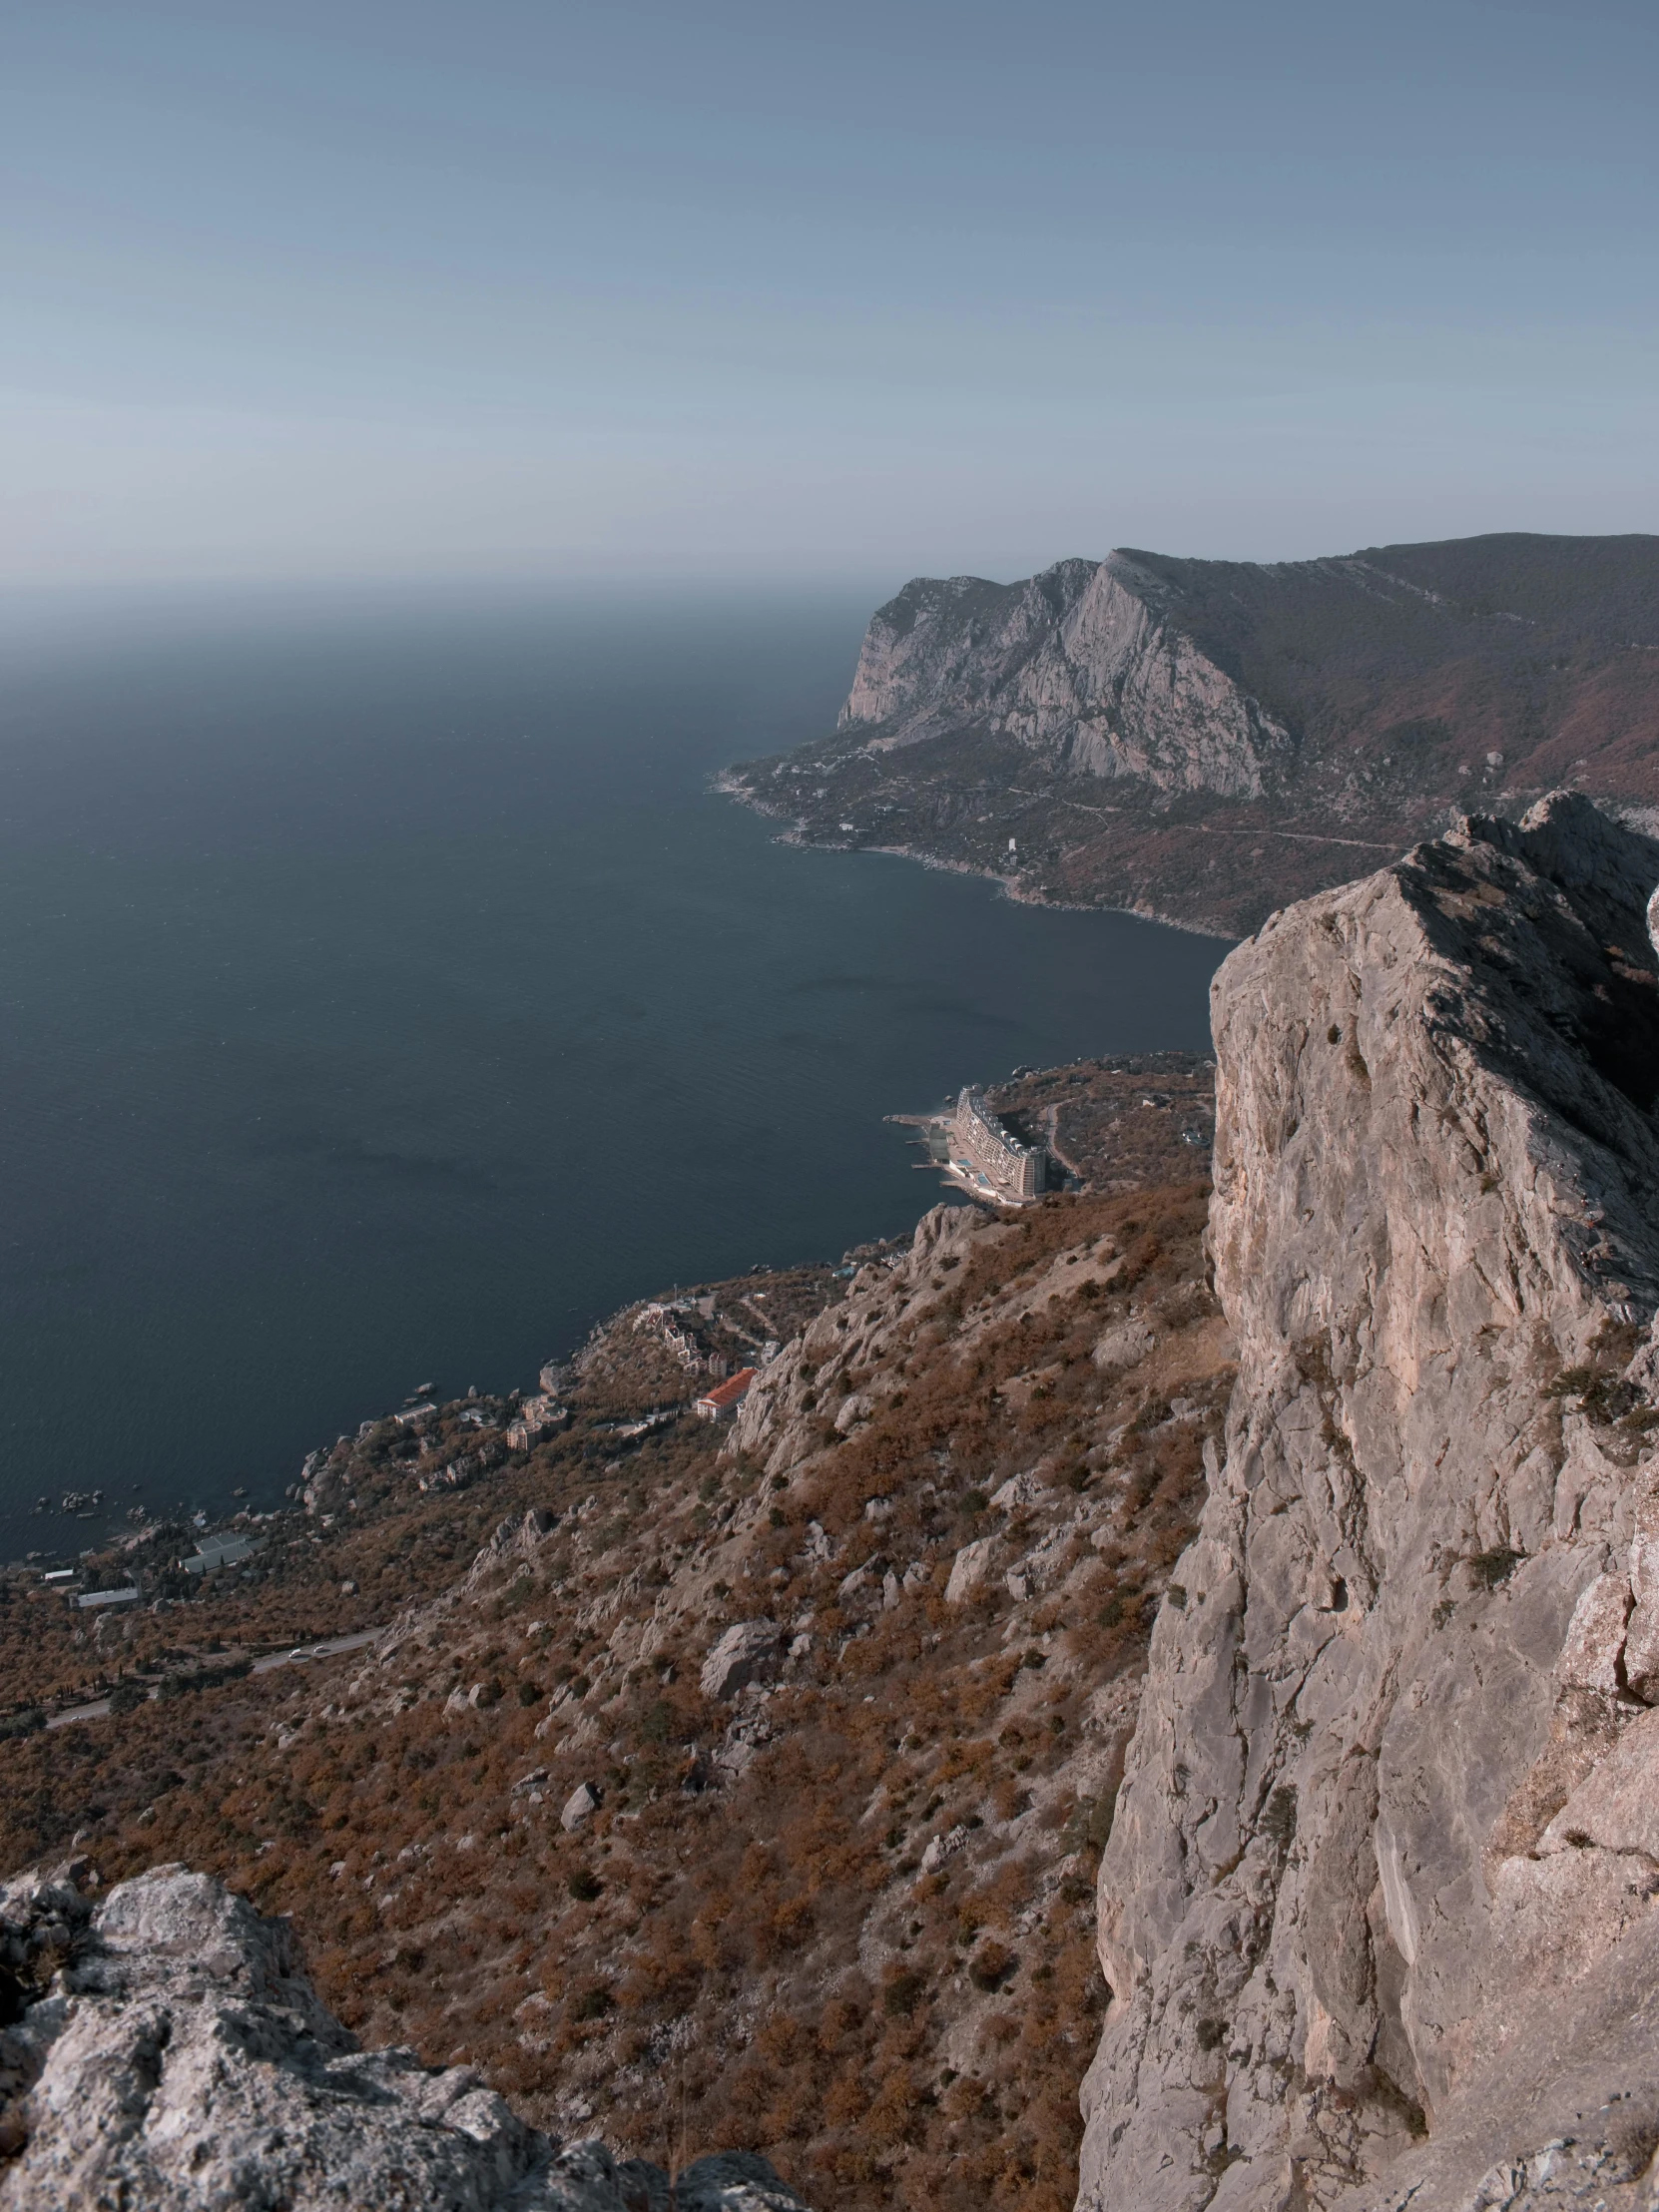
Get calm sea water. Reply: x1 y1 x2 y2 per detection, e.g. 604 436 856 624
0 585 1225 1563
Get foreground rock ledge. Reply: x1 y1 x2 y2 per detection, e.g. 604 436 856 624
0 1862 809 2212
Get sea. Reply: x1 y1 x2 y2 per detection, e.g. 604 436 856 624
0 583 1227 1565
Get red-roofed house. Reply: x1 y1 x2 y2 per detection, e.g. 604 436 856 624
694 1367 756 1420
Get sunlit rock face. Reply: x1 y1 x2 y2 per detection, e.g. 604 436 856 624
838 556 1290 800
1078 795 1659 2212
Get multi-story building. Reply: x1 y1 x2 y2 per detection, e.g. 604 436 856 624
506 1394 567 1451
695 1368 756 1420
948 1087 1046 1204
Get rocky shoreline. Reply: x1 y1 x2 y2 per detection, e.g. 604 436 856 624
712 769 1235 937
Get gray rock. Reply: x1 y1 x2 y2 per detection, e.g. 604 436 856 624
0 1869 580 2207
699 1620 780 1700
1090 1318 1156 1372
674 2152 811 2212
614 2159 674 2212
919 1825 971 1874
1557 1571 1631 1693
560 1782 601 1832
1078 797 1659 2212
0 1866 811 2212
944 1536 995 1604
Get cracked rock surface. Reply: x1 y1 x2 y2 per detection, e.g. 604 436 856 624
0 1862 809 2212
1078 794 1659 2212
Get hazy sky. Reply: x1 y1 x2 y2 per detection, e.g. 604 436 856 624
3 0 1655 585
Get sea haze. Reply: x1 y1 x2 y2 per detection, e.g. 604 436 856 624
0 585 1225 1563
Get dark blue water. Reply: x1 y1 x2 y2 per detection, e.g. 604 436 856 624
0 585 1225 1562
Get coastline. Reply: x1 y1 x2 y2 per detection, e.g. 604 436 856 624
710 770 1239 942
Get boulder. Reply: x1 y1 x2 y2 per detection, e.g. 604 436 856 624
919 1825 971 1873
833 1393 872 1434
1091 1318 1156 1372
674 2152 811 2212
700 1621 781 1700
560 1783 601 1833
944 1537 995 1605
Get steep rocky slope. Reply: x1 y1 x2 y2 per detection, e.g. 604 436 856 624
724 535 1659 932
0 1076 1226 2212
1079 792 1659 2212
834 560 1296 799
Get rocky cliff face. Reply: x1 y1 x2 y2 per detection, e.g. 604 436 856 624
0 1860 808 2212
837 557 1292 800
1078 792 1659 2212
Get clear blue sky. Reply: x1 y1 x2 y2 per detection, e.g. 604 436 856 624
3 0 1655 585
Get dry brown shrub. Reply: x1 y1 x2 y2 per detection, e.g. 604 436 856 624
0 1173 1230 2212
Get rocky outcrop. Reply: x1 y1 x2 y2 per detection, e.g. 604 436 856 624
1077 794 1659 2212
727 1200 992 1478
0 1862 810 2212
837 557 1293 799
698 1619 782 1700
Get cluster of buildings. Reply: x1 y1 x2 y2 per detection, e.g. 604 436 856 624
945 1087 1047 1204
182 1532 258 1578
39 1524 263 1612
633 1301 737 1377
416 1438 503 1493
505 1393 568 1452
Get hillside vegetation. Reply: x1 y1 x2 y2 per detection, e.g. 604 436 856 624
0 1056 1222 2212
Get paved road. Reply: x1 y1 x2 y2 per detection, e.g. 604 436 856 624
250 1627 383 1675
45 1626 385 1729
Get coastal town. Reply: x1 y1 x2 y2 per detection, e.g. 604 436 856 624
0 1254 872 1725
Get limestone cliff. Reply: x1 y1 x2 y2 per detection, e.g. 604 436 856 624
1078 792 1659 2211
836 558 1291 800
0 1861 808 2212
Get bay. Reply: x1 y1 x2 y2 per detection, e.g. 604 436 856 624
0 584 1225 1562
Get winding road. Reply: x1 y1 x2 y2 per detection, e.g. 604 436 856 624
45 1627 385 1730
